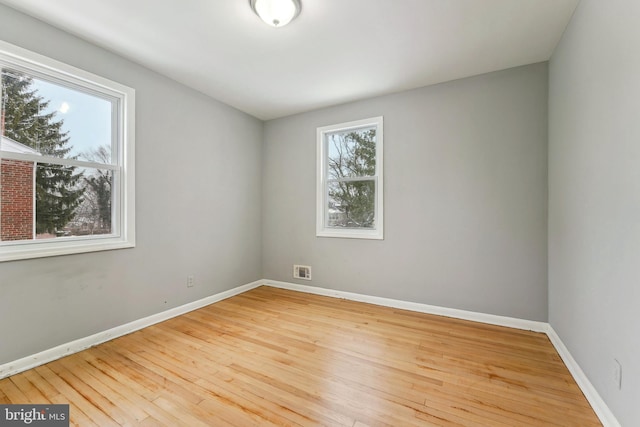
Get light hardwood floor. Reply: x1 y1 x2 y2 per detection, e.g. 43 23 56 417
0 286 601 426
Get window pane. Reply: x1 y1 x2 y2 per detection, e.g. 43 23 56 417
0 161 113 241
327 179 375 229
72 167 114 237
35 164 113 239
1 68 113 163
326 126 376 179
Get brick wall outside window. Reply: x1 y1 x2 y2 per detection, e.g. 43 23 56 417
0 158 35 241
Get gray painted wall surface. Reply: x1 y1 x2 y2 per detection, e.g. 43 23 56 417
0 5 263 364
263 63 548 321
548 0 640 424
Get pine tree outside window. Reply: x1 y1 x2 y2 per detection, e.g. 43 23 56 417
316 117 383 240
0 41 135 261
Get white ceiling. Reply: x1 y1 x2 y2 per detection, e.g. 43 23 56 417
0 0 579 120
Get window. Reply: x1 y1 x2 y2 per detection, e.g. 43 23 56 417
316 116 383 239
0 40 135 261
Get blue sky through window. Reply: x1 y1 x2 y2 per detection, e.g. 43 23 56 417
32 78 112 162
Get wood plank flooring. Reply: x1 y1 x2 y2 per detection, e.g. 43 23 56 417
0 286 601 426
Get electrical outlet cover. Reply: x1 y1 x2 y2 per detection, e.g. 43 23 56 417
614 359 622 389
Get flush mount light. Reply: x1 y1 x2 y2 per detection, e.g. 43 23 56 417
250 0 301 27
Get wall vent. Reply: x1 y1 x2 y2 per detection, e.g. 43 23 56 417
293 264 312 280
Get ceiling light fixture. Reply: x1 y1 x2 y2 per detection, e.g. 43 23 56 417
250 0 301 28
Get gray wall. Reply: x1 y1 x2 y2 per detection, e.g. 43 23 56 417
0 5 263 364
263 63 548 321
549 0 640 425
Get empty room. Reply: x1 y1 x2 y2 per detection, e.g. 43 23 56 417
0 0 637 426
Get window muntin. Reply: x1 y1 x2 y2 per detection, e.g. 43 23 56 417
317 117 383 239
0 40 135 261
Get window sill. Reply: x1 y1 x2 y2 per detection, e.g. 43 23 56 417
316 228 383 240
0 237 135 262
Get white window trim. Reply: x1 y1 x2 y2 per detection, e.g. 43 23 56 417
316 116 383 240
0 40 135 262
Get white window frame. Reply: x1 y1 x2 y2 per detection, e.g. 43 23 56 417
316 116 383 240
0 40 135 262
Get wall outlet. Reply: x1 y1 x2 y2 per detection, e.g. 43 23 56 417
613 359 622 390
293 265 312 280
187 275 195 288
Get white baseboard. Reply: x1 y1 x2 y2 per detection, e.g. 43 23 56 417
546 326 621 427
263 279 548 332
0 280 263 380
263 279 620 427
